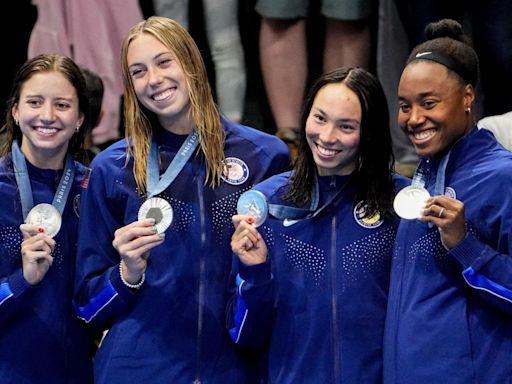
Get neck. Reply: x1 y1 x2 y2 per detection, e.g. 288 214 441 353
159 114 195 135
20 144 67 169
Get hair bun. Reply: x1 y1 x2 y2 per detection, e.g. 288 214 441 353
425 19 465 42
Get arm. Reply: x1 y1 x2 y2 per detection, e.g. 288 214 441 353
73 162 163 330
423 195 512 314
226 215 274 348
0 225 56 322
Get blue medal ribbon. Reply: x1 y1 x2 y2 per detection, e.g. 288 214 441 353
270 173 351 224
12 140 75 221
146 129 199 198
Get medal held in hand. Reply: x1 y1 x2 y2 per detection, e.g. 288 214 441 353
138 197 173 234
237 190 269 227
25 203 62 238
393 185 431 220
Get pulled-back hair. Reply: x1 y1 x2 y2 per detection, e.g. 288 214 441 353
1 53 90 163
120 16 225 193
287 67 396 218
407 19 480 87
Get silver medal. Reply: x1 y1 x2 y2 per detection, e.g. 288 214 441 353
237 190 269 227
25 203 62 238
393 185 431 220
138 197 173 234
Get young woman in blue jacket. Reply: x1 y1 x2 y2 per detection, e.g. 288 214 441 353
0 54 94 383
384 19 512 383
73 16 290 383
228 67 408 383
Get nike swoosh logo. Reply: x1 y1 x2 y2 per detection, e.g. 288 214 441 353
415 51 432 58
283 218 299 227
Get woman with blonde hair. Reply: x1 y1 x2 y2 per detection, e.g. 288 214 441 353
73 16 290 383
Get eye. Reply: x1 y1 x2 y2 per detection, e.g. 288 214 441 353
398 103 411 113
422 99 437 109
313 114 326 123
26 98 43 107
130 67 145 78
158 58 172 67
55 101 72 110
339 123 356 131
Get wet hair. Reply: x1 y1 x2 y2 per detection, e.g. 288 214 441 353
0 53 90 164
407 19 479 87
120 16 224 193
287 67 396 217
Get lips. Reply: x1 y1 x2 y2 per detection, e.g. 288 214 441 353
152 88 173 102
315 143 341 157
34 126 59 135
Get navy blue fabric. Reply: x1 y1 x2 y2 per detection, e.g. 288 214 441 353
384 128 512 383
0 154 94 384
228 170 409 383
73 119 291 383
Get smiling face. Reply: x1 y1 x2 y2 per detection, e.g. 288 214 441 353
127 33 193 133
12 71 83 168
305 82 361 176
398 60 474 158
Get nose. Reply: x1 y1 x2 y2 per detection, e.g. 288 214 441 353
40 103 56 123
318 123 337 143
148 66 163 86
407 106 425 128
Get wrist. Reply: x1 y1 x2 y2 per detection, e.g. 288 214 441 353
119 260 145 289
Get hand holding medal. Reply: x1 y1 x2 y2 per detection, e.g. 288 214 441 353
231 190 269 265
19 223 56 285
420 195 467 250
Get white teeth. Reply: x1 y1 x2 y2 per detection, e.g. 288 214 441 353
413 129 435 140
153 89 172 101
36 127 58 134
317 145 339 156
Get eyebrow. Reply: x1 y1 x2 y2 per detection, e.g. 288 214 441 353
313 107 360 125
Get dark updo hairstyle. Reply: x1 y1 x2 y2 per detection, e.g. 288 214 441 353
407 19 480 88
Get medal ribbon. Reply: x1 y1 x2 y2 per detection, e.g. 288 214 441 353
410 153 451 195
146 129 199 198
12 140 76 221
269 174 351 224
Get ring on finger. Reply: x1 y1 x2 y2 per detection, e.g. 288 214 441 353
438 207 445 218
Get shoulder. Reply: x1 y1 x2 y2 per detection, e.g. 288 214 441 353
89 139 130 171
253 171 292 202
392 172 411 192
223 119 289 157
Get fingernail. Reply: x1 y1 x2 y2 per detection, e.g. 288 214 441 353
158 233 166 240
247 217 255 224
152 226 158 233
37 227 45 233
147 218 156 225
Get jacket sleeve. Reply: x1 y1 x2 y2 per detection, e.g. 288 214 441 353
73 162 138 331
0 268 36 322
226 256 274 349
450 232 512 314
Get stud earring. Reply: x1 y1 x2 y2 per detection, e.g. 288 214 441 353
75 125 80 133
465 107 471 114
14 119 19 126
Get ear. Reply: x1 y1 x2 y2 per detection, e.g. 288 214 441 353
463 84 475 111
11 104 19 123
77 112 85 128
